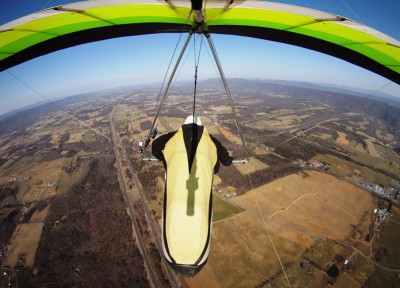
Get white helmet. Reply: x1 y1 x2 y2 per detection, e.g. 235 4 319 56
184 115 202 125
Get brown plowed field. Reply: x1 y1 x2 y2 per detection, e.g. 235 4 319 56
187 170 374 288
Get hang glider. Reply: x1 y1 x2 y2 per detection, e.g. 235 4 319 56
0 0 399 84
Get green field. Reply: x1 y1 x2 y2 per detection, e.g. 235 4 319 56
364 268 399 288
114 118 127 130
352 254 375 284
305 240 352 269
56 164 86 194
391 206 400 223
0 268 15 288
335 143 400 177
280 261 315 288
314 154 393 186
378 217 400 269
81 130 97 142
212 194 244 222
158 116 183 133
3 155 43 177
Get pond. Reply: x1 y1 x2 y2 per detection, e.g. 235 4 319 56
326 264 339 278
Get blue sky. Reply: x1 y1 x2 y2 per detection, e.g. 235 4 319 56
0 0 400 116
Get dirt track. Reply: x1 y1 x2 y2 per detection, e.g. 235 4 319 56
187 170 375 288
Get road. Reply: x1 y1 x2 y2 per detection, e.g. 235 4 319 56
111 108 180 288
124 157 180 288
267 216 400 274
110 108 159 288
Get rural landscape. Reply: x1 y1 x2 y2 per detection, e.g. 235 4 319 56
1 78 400 287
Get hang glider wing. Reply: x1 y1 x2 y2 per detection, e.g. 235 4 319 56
0 0 399 84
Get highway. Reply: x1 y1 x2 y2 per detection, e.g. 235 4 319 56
124 151 179 288
110 108 159 288
111 110 179 288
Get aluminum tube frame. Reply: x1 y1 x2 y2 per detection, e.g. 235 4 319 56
145 31 194 147
205 35 249 159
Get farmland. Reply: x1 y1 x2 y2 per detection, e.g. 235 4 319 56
1 79 399 287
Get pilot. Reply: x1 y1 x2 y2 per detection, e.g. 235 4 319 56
152 115 233 172
151 115 232 277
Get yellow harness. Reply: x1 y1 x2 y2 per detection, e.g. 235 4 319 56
163 127 217 265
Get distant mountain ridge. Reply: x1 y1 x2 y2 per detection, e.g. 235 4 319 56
0 92 99 135
1 79 399 135
255 79 400 107
202 78 400 129
200 78 400 107
0 98 61 121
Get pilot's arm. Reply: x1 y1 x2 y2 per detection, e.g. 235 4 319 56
151 132 176 161
210 135 233 166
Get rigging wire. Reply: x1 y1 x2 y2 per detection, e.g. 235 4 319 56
144 12 194 148
192 34 204 121
340 0 365 24
267 80 393 150
366 81 393 97
2 68 111 215
40 0 55 10
173 43 194 87
245 170 291 287
5 70 111 141
144 32 194 147
273 79 393 150
168 41 195 92
255 193 292 288
340 0 397 155
274 124 319 149
203 38 225 89
339 0 397 107
150 10 193 116
205 34 249 159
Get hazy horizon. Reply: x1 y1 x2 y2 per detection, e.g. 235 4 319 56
2 77 399 119
1 0 399 117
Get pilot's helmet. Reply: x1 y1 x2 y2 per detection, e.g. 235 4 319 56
184 115 202 125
